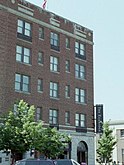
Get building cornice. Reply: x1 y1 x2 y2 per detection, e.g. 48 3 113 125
109 120 124 126
0 4 94 45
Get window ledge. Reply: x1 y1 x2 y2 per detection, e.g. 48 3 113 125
75 57 87 62
66 47 70 50
50 70 60 74
49 124 59 130
65 123 71 126
75 102 87 105
39 38 44 41
38 63 44 66
38 91 43 93
50 48 60 53
65 71 70 73
15 90 30 94
50 97 59 100
75 77 86 81
16 61 32 66
65 97 70 99
17 37 32 44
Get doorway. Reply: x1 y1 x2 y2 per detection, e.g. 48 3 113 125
77 141 88 164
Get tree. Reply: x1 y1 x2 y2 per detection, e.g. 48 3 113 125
96 121 117 164
34 127 71 159
0 100 71 163
0 100 43 164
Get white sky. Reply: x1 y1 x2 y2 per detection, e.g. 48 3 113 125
28 0 124 121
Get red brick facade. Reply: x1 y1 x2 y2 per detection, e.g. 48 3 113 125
0 0 94 132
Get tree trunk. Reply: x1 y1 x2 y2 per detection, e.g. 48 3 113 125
11 151 23 165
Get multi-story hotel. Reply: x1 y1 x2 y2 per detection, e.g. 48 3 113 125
0 0 94 164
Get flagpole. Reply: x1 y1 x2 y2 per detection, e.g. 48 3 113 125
46 0 48 10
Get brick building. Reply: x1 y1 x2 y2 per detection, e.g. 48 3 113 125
0 0 95 164
109 120 124 165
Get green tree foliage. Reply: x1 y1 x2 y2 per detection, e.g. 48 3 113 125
0 100 71 163
0 100 43 163
96 121 117 164
34 127 71 159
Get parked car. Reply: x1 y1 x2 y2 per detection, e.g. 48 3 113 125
55 159 80 165
15 159 57 165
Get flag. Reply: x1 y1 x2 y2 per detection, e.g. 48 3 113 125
42 0 47 9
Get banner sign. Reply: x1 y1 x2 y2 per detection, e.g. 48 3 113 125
96 104 103 133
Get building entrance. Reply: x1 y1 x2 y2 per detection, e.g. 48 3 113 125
77 141 88 164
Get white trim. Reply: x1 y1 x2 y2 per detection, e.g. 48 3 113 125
18 6 34 16
0 4 93 45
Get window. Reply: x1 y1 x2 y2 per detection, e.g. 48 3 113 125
50 56 59 72
15 73 30 93
120 129 124 137
37 79 43 92
50 32 60 51
50 82 59 98
65 111 70 125
75 113 85 127
75 88 86 104
75 41 86 60
39 27 44 39
49 109 58 124
122 149 124 163
38 51 44 64
17 19 32 41
65 60 70 72
66 37 70 49
13 104 18 116
75 64 86 80
16 45 31 64
36 107 42 121
65 85 70 98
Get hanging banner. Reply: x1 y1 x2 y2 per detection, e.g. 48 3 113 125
96 104 103 133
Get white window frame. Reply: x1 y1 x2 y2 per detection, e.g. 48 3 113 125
37 79 43 92
36 107 42 121
75 41 85 59
66 37 70 49
38 51 44 64
75 64 85 80
65 60 70 72
51 32 59 46
16 45 31 64
49 109 58 124
75 88 86 104
65 85 70 98
65 111 70 125
50 56 59 72
17 19 31 37
39 27 44 39
50 82 59 98
15 73 30 93
75 113 85 127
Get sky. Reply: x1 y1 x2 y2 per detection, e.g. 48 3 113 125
28 0 124 121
